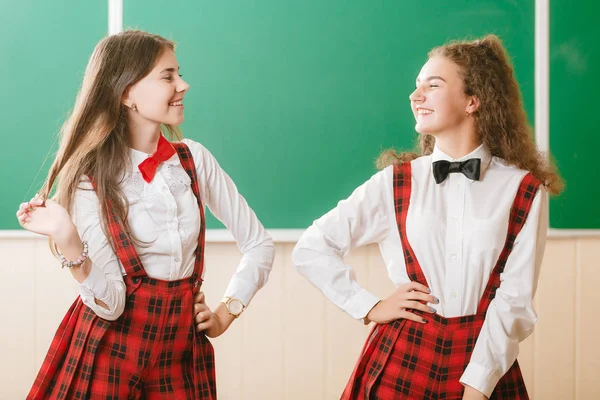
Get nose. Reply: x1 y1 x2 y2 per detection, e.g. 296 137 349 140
177 76 190 93
409 86 424 103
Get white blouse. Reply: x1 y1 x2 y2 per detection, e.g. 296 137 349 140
72 138 275 322
292 144 547 397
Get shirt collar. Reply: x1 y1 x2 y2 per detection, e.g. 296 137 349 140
129 142 180 173
431 143 492 181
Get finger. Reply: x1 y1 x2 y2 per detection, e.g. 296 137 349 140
196 322 208 332
196 318 214 332
194 311 211 324
407 281 431 294
194 291 205 304
406 291 439 304
193 303 208 316
400 310 428 324
29 197 45 206
403 300 436 314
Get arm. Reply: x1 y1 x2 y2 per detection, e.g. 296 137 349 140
18 184 127 321
460 187 548 398
291 168 437 323
69 182 127 320
187 140 275 336
292 167 389 320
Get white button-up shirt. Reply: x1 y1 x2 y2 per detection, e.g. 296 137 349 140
73 139 275 322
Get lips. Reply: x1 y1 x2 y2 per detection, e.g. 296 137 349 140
416 107 433 116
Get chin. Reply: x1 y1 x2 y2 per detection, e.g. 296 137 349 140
164 117 184 126
415 123 439 136
414 124 429 135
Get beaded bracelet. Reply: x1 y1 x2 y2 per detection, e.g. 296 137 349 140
59 241 89 269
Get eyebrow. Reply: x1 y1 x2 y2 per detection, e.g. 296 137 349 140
159 66 180 74
416 76 447 84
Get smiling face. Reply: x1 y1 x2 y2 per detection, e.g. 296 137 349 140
409 56 477 137
124 48 190 127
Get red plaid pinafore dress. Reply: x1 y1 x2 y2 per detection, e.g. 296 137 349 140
28 143 216 399
342 162 539 399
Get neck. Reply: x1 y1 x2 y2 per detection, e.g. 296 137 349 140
431 121 480 159
128 116 161 154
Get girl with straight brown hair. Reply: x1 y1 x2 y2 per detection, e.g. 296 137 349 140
18 30 274 399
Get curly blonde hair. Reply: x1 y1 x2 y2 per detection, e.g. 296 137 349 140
377 34 563 195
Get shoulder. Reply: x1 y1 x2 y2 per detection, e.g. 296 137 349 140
406 154 432 181
179 138 219 167
70 176 100 224
488 156 535 184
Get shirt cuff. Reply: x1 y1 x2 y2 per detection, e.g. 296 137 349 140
460 362 501 398
223 276 260 307
343 288 380 320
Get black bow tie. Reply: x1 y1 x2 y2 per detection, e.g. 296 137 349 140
432 158 481 184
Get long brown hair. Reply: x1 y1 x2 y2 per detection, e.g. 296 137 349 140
39 30 182 251
378 34 563 195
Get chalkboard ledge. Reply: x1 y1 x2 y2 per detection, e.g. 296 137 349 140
0 229 307 242
1 229 600 242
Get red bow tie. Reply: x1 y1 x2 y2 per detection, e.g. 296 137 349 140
138 135 176 183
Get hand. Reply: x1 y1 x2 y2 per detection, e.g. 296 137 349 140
194 292 227 338
366 281 438 324
462 385 488 400
16 196 72 240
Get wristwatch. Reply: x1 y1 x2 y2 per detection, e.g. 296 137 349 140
221 297 245 318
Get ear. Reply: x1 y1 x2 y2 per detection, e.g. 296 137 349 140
121 86 135 109
466 96 480 114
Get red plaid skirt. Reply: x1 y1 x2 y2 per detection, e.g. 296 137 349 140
341 162 539 399
28 143 216 399
344 314 528 399
28 276 215 399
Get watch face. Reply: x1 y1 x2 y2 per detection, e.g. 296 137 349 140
229 299 244 315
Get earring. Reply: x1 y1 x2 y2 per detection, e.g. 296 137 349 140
466 111 471 116
131 103 137 111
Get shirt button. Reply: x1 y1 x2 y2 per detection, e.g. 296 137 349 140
456 183 461 188
451 254 457 260
453 216 459 221
175 257 180 262
451 291 457 298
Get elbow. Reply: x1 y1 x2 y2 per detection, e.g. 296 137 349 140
514 308 538 341
241 232 275 265
94 283 127 321
494 290 538 341
88 301 124 321
264 237 276 262
106 298 127 321
291 242 310 276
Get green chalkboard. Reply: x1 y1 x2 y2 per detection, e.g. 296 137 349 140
123 0 535 229
0 1 107 229
549 0 599 229
2 1 535 229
